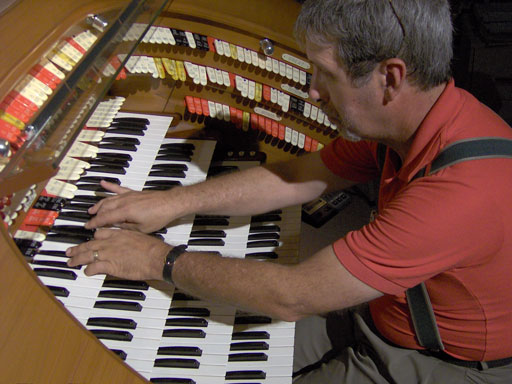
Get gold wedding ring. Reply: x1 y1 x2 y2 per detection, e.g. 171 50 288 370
92 250 100 262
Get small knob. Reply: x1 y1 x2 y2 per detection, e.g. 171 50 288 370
0 139 10 157
86 14 108 32
260 38 274 56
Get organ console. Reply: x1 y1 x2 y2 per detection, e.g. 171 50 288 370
0 0 333 382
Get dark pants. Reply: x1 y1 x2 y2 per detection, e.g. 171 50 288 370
293 305 512 383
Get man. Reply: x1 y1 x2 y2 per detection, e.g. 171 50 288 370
67 0 512 382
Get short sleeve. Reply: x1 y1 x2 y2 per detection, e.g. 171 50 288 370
320 138 380 183
332 165 504 295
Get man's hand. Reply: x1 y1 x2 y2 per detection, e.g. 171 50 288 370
66 228 172 281
85 180 182 233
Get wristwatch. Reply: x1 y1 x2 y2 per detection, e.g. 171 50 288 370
162 244 188 285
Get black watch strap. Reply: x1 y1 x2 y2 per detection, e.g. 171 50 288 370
162 244 188 285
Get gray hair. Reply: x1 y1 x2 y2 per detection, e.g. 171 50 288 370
294 0 453 90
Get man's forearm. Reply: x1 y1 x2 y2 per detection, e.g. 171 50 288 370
168 151 351 218
171 250 300 320
171 164 322 218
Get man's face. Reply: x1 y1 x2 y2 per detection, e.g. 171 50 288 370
306 41 382 142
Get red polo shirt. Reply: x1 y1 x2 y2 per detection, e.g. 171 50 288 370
320 80 512 361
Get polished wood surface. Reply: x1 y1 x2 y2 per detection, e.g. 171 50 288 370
1 1 154 382
1 0 312 381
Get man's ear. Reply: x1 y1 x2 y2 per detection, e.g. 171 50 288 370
379 58 407 103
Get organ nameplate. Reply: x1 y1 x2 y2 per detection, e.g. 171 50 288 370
282 53 311 70
253 107 282 121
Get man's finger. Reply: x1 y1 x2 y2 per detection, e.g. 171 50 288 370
85 205 127 229
87 181 131 216
101 180 131 194
84 260 110 276
93 228 119 240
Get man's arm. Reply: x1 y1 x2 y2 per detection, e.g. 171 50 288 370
86 150 357 232
67 228 382 321
171 244 382 321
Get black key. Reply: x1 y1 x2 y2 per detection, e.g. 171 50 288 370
99 143 137 152
231 331 270 340
251 214 282 223
87 317 137 329
230 341 269 351
103 279 149 290
90 329 133 342
245 252 278 260
172 292 198 301
154 358 200 369
77 176 121 184
47 285 70 297
246 240 280 248
195 215 230 219
108 123 147 131
190 230 226 238
156 154 192 162
234 315 272 325
248 232 280 240
101 136 140 145
34 268 77 280
165 318 208 327
148 170 186 178
157 346 202 356
187 239 225 246
158 149 194 157
168 307 210 317
31 260 80 270
49 225 95 238
228 352 268 362
56 211 92 223
225 370 266 380
150 378 195 384
162 329 206 338
144 180 182 187
111 349 127 360
151 233 165 241
106 127 145 136
44 233 89 245
110 121 147 129
152 227 168 235
151 163 188 171
95 152 132 161
61 201 95 212
86 165 126 175
112 117 150 125
72 195 105 204
94 300 143 312
88 157 130 167
98 290 146 301
249 224 281 233
159 142 195 150
36 249 67 257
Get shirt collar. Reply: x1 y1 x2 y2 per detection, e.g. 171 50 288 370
397 79 461 182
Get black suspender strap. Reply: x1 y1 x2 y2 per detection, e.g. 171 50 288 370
378 137 512 352
406 282 444 351
429 137 512 175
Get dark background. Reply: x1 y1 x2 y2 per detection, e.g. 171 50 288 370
451 0 512 125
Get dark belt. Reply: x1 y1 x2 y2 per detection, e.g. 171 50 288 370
418 350 512 370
